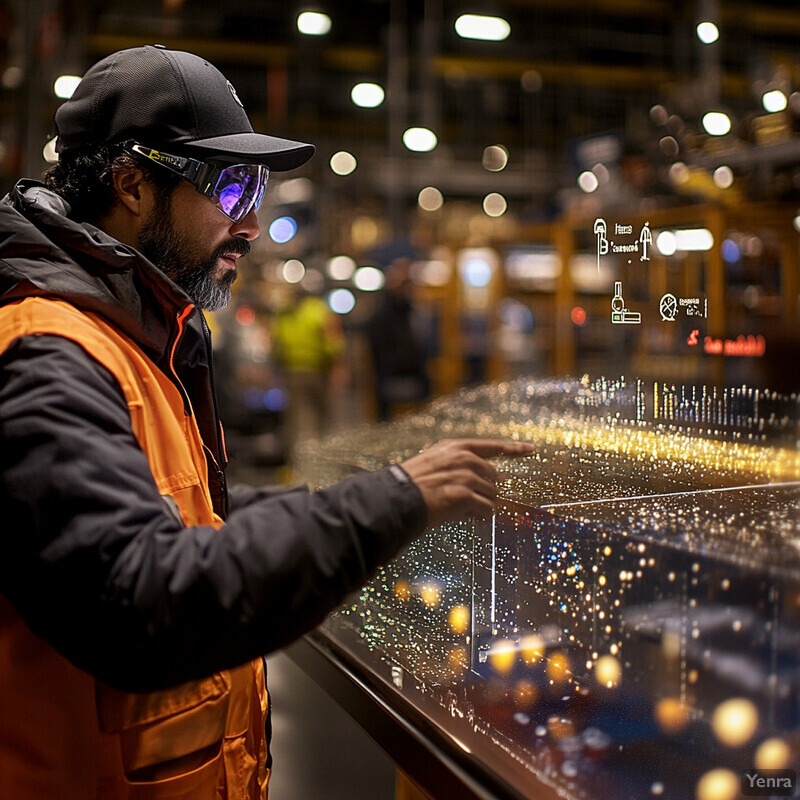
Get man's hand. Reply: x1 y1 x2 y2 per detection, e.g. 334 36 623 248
399 439 535 527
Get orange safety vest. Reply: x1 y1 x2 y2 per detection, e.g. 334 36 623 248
0 297 270 799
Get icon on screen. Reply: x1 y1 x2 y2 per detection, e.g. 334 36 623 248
611 281 641 324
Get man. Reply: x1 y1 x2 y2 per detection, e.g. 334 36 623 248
272 283 345 455
0 46 533 799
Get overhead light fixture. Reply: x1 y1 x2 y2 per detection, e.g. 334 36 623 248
702 111 731 136
353 266 385 291
483 193 507 217
42 137 59 163
327 255 356 281
418 186 444 211
351 82 385 108
696 21 719 44
482 145 508 172
330 151 357 175
54 75 81 99
297 11 331 35
403 127 438 152
328 288 356 315
762 89 788 113
578 171 599 193
455 14 510 42
282 259 306 284
713 166 734 189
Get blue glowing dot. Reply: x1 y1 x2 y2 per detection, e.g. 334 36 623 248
264 388 286 412
328 288 356 314
269 216 298 243
722 238 740 263
461 257 493 287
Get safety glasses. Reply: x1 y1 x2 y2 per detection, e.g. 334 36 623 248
127 142 269 224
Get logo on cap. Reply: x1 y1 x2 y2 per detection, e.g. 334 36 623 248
227 80 244 108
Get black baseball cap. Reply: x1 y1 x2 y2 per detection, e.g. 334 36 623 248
54 44 315 171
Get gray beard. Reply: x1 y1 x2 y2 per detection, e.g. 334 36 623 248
137 193 245 311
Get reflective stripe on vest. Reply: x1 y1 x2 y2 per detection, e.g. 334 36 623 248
0 297 269 800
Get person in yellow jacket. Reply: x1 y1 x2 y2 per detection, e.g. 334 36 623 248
0 45 534 800
271 285 345 456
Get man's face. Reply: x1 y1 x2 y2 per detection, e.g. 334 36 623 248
137 179 259 311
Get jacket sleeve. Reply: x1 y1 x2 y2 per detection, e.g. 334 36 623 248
0 335 428 692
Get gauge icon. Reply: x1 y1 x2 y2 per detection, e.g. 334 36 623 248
660 293 678 321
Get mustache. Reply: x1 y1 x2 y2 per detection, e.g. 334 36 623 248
215 238 251 259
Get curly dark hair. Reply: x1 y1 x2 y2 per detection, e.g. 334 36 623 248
42 143 181 224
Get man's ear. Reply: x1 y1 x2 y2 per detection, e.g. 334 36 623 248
112 167 150 217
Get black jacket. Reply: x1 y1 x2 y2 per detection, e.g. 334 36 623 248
0 181 427 692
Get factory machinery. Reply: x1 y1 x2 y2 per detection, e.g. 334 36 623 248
295 377 800 800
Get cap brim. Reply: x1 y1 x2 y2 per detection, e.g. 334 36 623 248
182 132 315 171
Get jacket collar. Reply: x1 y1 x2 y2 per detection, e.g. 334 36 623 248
0 180 194 361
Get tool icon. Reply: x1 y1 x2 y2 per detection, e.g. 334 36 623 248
594 218 608 272
659 293 678 321
611 281 641 324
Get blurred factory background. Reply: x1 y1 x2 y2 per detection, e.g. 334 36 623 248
3 1 800 470
3 4 800 799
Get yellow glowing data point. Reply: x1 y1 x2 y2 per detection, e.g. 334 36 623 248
519 634 544 664
654 697 691 733
695 768 739 800
595 655 621 688
448 604 470 634
420 583 442 607
711 698 759 747
394 579 411 601
755 737 792 770
488 639 516 674
546 652 570 684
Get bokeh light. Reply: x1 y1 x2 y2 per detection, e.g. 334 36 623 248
297 11 331 35
418 186 444 211
403 127 438 152
330 151 357 175
353 265 385 291
351 82 385 108
711 697 759 747
327 288 355 315
268 216 297 244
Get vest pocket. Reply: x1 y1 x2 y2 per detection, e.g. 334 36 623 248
122 748 222 800
95 672 231 782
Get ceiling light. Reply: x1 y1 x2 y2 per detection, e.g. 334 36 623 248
483 193 507 217
482 145 508 172
353 266 385 291
297 11 331 35
656 231 677 256
762 89 788 113
418 186 444 211
269 216 297 243
578 171 599 193
696 21 719 44
282 259 306 283
330 151 357 175
403 127 437 152
351 82 384 108
327 255 356 280
713 166 734 189
328 288 355 314
455 14 510 41
702 111 731 136
54 75 81 99
43 137 58 163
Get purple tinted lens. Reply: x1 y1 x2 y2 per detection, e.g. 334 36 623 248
214 165 269 222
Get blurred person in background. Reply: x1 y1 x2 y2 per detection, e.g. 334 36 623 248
0 44 534 799
365 256 431 420
271 283 345 456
